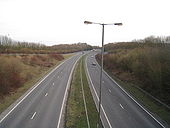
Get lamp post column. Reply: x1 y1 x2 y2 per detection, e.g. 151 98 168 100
84 21 122 128
97 24 104 128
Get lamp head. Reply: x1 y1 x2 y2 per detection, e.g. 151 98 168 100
84 21 93 24
114 23 123 26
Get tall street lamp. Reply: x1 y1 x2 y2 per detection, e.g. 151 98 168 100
84 21 122 128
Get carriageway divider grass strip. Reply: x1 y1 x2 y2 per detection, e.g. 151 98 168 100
80 57 90 128
65 55 99 128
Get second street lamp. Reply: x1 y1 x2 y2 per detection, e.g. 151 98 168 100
84 21 122 128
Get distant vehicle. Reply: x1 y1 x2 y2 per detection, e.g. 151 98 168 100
92 62 96 66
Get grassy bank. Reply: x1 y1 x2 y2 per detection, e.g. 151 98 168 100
0 53 73 114
65 56 99 128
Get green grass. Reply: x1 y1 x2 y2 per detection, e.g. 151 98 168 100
65 56 99 128
62 53 75 59
0 53 73 114
104 68 170 126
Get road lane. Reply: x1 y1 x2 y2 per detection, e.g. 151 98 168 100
85 51 166 128
0 53 81 128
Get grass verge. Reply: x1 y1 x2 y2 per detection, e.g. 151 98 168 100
0 53 73 114
62 53 75 59
65 56 99 128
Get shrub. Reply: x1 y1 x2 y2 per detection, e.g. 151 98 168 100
48 54 64 61
0 57 23 94
30 55 41 66
30 55 54 67
21 55 29 64
35 55 48 62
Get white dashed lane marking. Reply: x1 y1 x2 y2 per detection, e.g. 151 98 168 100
45 93 48 97
120 104 124 109
31 112 37 120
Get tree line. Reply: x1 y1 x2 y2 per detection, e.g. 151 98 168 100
0 35 93 54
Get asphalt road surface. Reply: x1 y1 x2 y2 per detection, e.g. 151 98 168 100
0 53 81 128
85 51 166 128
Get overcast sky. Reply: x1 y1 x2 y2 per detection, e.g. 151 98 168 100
0 0 170 46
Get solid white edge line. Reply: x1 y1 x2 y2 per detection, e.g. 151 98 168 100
0 55 75 124
57 55 81 128
85 56 112 128
31 112 37 120
94 53 166 128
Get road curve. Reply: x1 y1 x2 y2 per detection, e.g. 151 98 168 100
85 51 166 128
0 53 81 128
